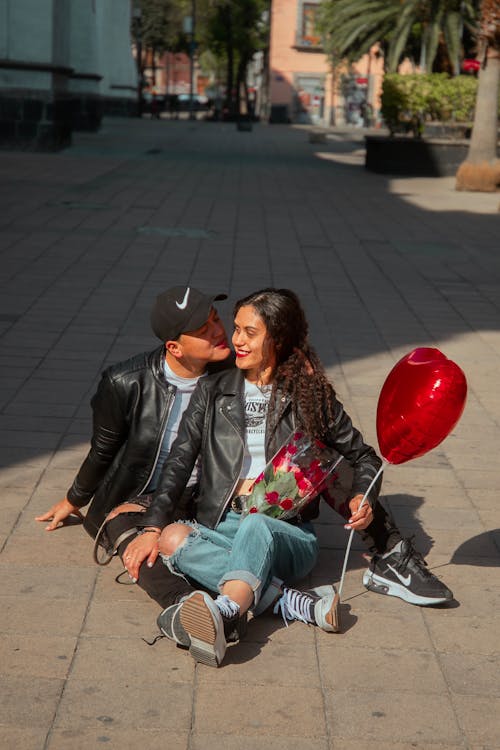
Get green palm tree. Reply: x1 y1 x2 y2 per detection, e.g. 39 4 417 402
456 0 500 190
319 0 477 74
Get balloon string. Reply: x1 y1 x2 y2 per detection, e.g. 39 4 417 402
337 461 388 601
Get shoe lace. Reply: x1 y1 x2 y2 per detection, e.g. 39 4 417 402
400 538 434 580
215 595 240 620
274 587 314 627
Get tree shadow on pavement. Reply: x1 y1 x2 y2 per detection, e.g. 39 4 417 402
451 530 500 565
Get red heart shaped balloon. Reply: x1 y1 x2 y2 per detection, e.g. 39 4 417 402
376 347 467 465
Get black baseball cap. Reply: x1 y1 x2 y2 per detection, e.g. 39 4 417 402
150 286 227 342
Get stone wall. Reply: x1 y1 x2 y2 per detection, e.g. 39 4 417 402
0 0 137 150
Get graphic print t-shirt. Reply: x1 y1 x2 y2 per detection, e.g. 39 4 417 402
239 380 272 479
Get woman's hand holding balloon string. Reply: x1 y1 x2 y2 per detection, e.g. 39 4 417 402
344 494 373 530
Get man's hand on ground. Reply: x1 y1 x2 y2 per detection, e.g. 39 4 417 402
35 498 83 531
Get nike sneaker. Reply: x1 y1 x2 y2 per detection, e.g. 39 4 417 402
363 538 453 606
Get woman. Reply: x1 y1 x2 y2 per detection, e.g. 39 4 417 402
125 288 382 666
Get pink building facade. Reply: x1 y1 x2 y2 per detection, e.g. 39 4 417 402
268 0 385 126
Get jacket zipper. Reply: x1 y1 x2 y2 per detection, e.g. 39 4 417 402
136 384 176 496
217 405 246 526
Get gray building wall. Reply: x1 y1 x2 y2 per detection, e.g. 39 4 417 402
0 0 137 150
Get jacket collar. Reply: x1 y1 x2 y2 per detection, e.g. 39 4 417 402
218 367 293 410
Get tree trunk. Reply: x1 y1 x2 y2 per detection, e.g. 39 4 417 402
456 46 500 191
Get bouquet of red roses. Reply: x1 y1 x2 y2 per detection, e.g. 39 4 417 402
241 432 342 520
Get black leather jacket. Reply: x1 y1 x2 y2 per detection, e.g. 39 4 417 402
67 346 229 538
140 368 382 531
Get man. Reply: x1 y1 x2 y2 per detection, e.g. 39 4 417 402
36 286 233 608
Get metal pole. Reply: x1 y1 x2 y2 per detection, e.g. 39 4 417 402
188 0 196 120
133 4 143 117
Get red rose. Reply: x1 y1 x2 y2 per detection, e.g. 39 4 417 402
297 477 312 493
265 491 280 505
249 506 258 513
287 445 298 456
280 497 294 510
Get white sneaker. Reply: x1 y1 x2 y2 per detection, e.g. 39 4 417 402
274 584 340 633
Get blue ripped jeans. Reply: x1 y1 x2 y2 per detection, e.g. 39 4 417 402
164 510 319 615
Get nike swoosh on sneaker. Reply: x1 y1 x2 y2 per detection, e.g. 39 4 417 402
176 287 190 309
387 564 411 587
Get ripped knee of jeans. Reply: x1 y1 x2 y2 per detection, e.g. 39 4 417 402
158 520 197 557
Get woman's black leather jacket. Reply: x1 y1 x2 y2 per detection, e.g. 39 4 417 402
140 368 382 531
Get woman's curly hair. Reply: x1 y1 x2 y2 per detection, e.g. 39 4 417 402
234 288 337 439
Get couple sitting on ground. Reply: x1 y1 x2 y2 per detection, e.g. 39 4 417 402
37 285 453 668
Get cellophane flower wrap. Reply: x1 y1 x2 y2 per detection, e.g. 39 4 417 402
241 432 341 520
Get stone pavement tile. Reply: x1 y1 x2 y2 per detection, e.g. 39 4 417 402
198 640 319 684
465 488 499 510
0 414 71 433
337 742 464 750
0 634 77 678
0 563 95 599
0 674 64 727
317 644 447 694
428 578 500 616
477 507 500 530
2 594 90 636
0 446 52 469
2 530 94 567
424 610 499 655
321 608 433 651
429 559 499 587
391 504 483 533
453 695 500 746
70 635 194 683
385 485 472 510
440 652 500 696
325 690 462 744
92 565 148 605
54 677 193 732
453 468 498 491
383 465 463 489
394 526 498 560
45 448 89 471
4 401 77 418
47 728 189 750
82 599 164 638
191 736 329 750
0 727 46 750
35 466 82 491
193 683 326 738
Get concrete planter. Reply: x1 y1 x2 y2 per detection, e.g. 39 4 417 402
365 135 469 177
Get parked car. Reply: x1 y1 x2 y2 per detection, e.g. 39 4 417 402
177 94 209 111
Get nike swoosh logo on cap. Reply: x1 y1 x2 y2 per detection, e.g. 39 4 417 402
387 564 411 587
176 287 190 310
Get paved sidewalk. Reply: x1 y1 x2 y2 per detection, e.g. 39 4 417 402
1 117 499 750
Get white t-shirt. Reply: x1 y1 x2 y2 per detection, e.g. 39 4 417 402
239 380 272 479
144 360 204 492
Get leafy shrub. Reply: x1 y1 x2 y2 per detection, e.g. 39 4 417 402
381 73 479 136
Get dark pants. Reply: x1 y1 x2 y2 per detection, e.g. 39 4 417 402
106 512 195 608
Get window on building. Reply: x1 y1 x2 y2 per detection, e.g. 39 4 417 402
299 2 322 48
